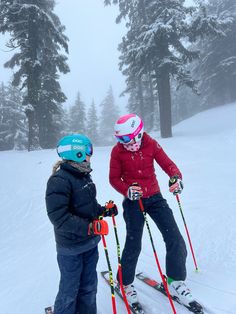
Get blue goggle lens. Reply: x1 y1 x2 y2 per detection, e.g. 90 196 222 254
116 135 132 144
86 144 93 156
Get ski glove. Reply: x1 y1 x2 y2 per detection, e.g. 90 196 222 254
127 185 143 201
103 200 118 217
88 219 109 235
169 176 184 195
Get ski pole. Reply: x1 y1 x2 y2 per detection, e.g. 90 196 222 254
99 216 117 314
111 214 131 314
138 198 177 314
175 194 199 272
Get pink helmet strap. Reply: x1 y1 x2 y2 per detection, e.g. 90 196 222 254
132 120 143 138
120 120 143 139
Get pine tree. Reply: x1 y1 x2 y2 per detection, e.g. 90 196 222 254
0 82 27 151
36 6 69 148
87 100 99 145
171 79 200 125
105 0 230 137
195 0 236 108
0 0 69 150
99 86 120 146
0 83 9 150
126 74 157 132
61 108 71 136
69 92 87 134
39 102 66 149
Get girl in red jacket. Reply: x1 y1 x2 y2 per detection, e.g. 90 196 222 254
109 114 196 309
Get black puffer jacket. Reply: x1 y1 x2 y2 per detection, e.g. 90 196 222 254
45 162 104 247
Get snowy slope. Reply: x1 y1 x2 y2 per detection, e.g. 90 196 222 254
0 103 236 314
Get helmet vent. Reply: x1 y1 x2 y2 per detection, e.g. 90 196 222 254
76 152 83 158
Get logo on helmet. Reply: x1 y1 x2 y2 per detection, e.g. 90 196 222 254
72 139 83 143
72 145 85 151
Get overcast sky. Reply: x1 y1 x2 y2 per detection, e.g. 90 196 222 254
54 0 127 111
0 0 194 112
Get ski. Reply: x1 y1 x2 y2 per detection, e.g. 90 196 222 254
44 306 53 314
101 271 146 314
136 272 204 314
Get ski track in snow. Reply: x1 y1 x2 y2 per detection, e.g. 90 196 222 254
1 104 236 314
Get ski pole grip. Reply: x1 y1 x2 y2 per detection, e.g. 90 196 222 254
132 182 144 211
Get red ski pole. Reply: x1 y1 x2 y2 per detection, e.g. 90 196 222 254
106 200 131 314
138 198 177 314
99 215 117 314
175 194 199 272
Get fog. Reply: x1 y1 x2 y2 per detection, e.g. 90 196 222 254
0 0 127 110
0 0 195 111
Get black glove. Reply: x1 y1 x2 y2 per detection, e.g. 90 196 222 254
127 185 143 200
103 200 118 217
169 176 184 195
88 219 109 235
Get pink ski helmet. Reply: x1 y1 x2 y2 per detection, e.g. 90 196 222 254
114 114 144 144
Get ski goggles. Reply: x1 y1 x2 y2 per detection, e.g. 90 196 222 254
115 134 134 144
85 143 93 156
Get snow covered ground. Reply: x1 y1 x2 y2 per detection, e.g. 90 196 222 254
1 103 236 314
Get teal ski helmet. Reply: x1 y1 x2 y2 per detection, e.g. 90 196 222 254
57 134 93 163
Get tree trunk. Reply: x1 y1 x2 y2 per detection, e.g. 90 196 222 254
147 73 155 130
137 77 144 116
25 108 35 152
156 69 172 138
26 7 40 151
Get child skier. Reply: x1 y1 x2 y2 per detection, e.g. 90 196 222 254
109 114 197 309
46 134 118 314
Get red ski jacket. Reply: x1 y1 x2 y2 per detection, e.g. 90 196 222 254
109 132 182 198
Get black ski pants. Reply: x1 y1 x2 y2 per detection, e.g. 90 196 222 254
119 193 187 285
54 246 98 314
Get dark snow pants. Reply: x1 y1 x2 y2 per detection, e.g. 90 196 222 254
54 246 98 314
119 193 187 285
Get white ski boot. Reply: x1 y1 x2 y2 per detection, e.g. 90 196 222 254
168 280 195 306
123 283 139 306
